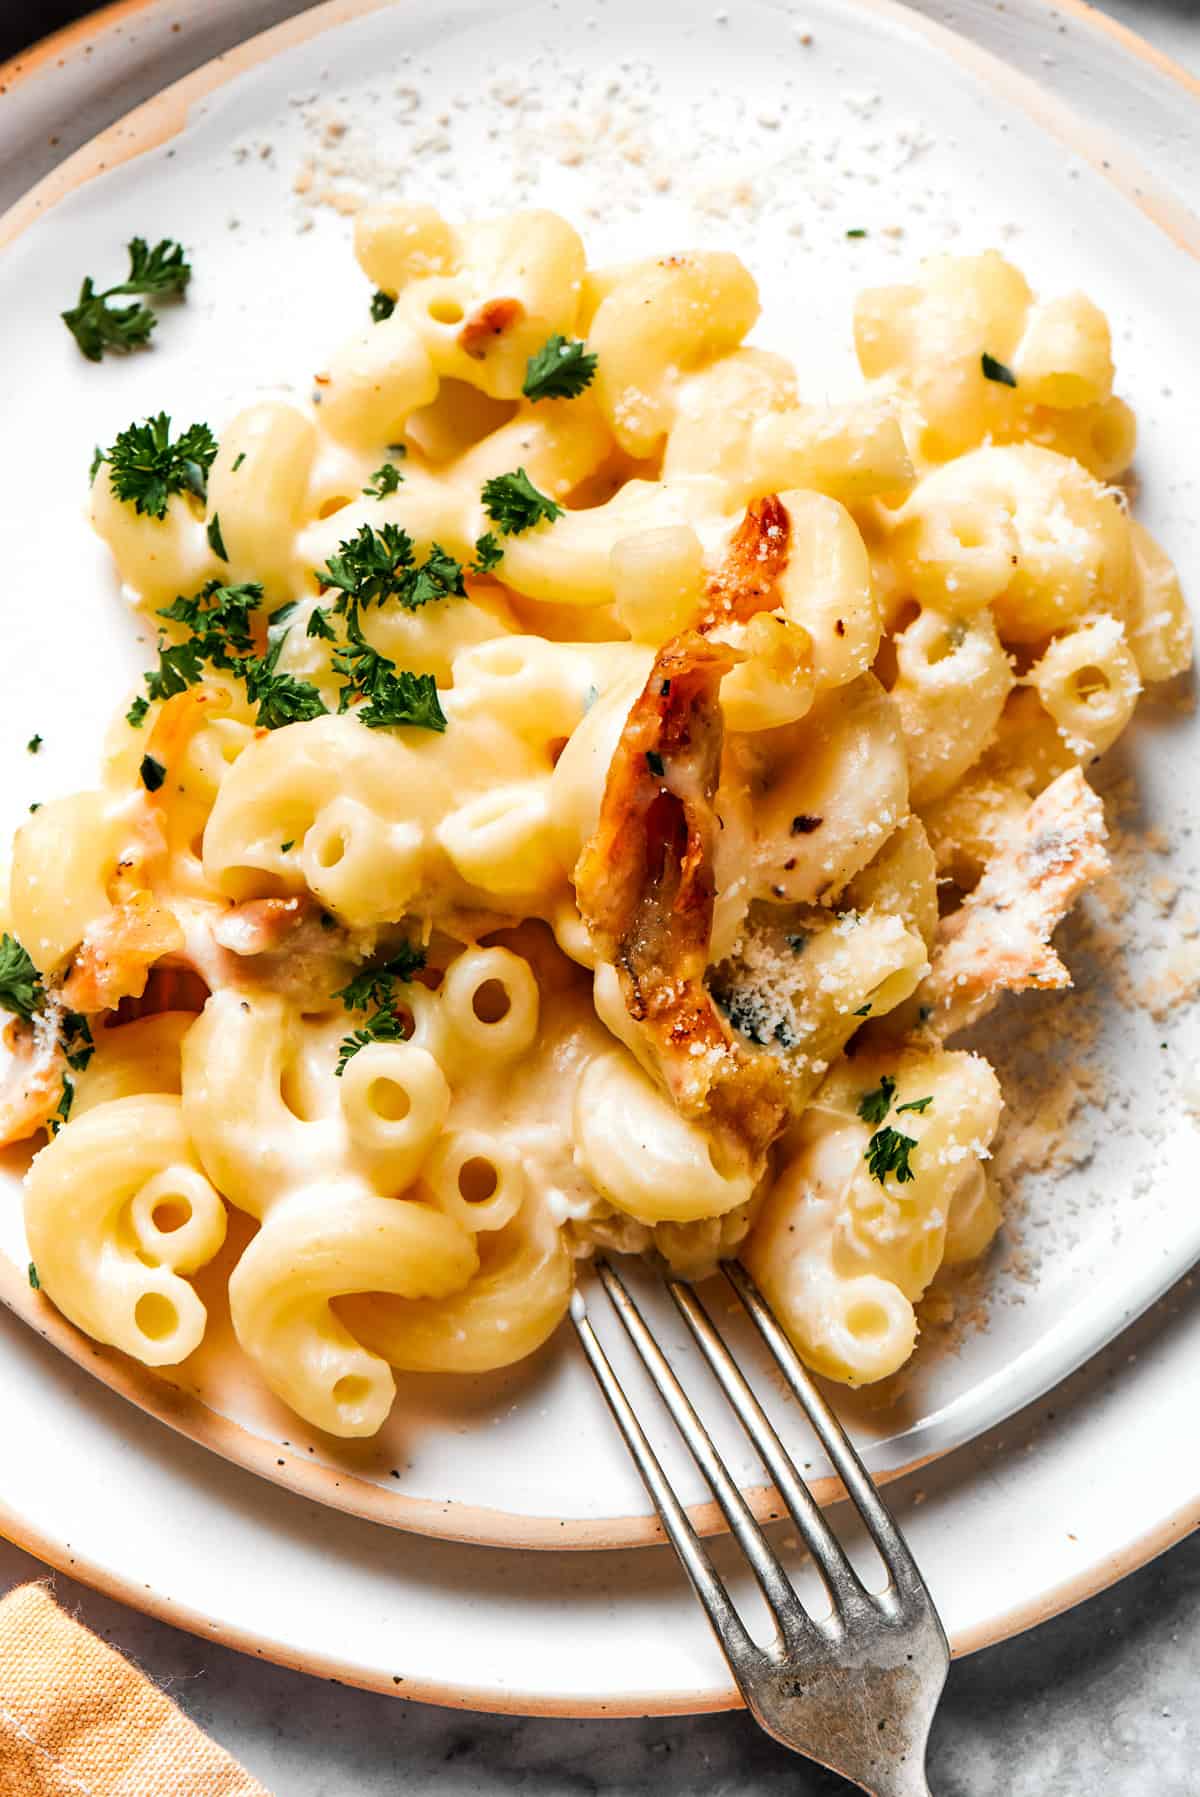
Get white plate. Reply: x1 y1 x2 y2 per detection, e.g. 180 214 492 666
0 0 1198 1708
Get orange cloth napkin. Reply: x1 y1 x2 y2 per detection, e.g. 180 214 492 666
0 1582 271 1796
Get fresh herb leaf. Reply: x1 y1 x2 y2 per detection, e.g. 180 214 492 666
480 467 563 536
280 840 295 853
359 668 446 733
231 451 246 473
0 935 43 1023
857 1074 896 1126
333 943 426 1014
306 606 337 641
845 227 867 239
896 1095 933 1115
335 1002 412 1074
207 513 229 560
370 289 396 322
27 1262 39 1291
241 636 328 730
853 1003 872 1017
865 1125 916 1185
363 461 404 499
140 753 166 792
521 333 598 403
318 525 464 618
981 352 1018 388
26 736 42 754
471 532 504 574
645 750 665 778
60 1011 94 1072
89 445 105 483
50 1076 75 1135
63 238 191 360
104 413 218 518
126 695 150 728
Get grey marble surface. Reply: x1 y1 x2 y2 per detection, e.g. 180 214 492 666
1 3 1198 1793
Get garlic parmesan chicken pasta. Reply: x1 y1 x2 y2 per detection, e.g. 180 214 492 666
5 212 1188 1440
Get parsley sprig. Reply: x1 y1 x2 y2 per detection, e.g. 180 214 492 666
317 523 465 613
333 942 426 1074
865 1126 916 1185
128 578 328 731
481 468 563 536
370 290 396 323
363 461 404 499
521 333 597 403
99 413 218 518
857 1075 932 1185
981 352 1018 388
0 935 43 1024
62 237 191 361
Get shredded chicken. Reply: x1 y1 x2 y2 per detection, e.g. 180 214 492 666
916 767 1108 1040
61 896 185 1015
574 630 790 1169
0 1017 64 1148
701 493 790 628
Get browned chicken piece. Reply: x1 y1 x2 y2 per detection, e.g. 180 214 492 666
915 767 1108 1040
575 631 791 1171
61 896 185 1015
0 1017 64 1147
701 493 791 629
211 896 313 958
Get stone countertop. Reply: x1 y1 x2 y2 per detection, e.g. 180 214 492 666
1 3 1197 1793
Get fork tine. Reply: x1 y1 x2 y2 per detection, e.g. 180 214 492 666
569 1291 757 1669
724 1263 934 1609
666 1277 867 1615
594 1261 814 1644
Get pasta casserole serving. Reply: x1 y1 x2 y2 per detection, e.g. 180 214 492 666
3 208 1189 1437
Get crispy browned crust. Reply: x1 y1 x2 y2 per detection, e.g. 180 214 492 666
575 631 790 1168
701 493 791 629
457 296 525 360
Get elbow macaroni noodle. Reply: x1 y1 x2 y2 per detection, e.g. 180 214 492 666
12 214 1189 1430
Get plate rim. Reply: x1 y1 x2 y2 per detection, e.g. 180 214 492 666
0 0 1198 1712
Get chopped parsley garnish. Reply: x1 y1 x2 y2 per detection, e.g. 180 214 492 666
363 461 404 499
471 532 504 574
334 943 426 1074
521 333 598 403
156 579 260 673
791 814 822 835
140 753 166 792
50 1076 75 1136
786 933 807 954
241 636 329 730
480 467 563 536
62 237 191 361
981 352 1018 388
60 1011 94 1072
88 445 104 484
27 1262 39 1291
845 227 867 239
26 736 42 754
333 943 427 1013
370 289 396 322
102 413 218 519
126 695 150 728
207 513 229 560
896 1095 933 1115
317 523 464 613
306 606 337 641
231 452 246 473
360 668 446 733
857 1075 896 1126
853 1003 872 1017
865 1125 916 1185
0 935 43 1023
645 750 665 778
280 840 295 853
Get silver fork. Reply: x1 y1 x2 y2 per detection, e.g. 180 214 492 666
571 1259 948 1797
